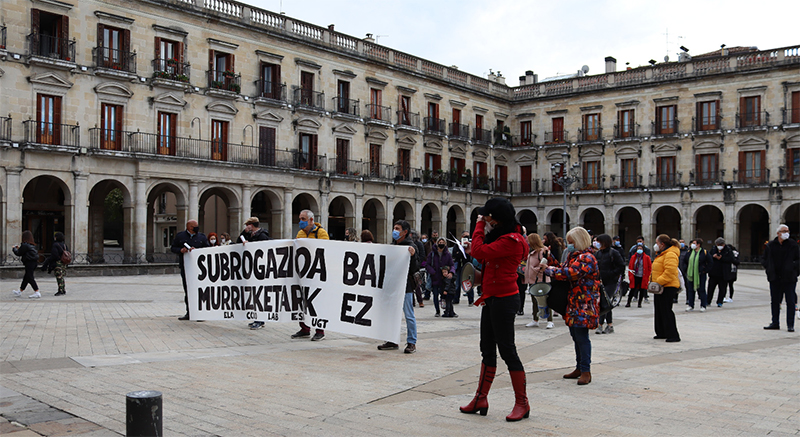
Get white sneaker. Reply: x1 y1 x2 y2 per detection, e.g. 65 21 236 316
723 297 732 303
12 289 21 297
546 321 555 329
685 306 693 312
700 307 706 312
28 291 41 299
526 320 539 328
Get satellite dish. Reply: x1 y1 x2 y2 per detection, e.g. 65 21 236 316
581 65 590 73
664 55 670 62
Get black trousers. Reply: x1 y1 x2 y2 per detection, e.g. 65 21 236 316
21 262 38 291
706 275 728 304
480 294 523 371
769 281 797 329
180 266 189 314
654 287 680 340
442 291 455 316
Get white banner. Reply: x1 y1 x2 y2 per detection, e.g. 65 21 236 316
185 239 411 342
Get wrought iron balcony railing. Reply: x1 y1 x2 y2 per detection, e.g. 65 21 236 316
332 97 359 116
736 168 769 185
736 111 770 128
254 80 286 101
207 70 241 93
23 120 80 147
612 173 642 189
473 127 492 145
93 46 136 73
423 117 446 135
578 127 603 142
652 119 680 135
292 88 325 109
613 123 639 139
333 157 367 176
365 104 392 122
27 33 75 62
650 172 681 188
152 58 190 82
691 171 722 186
0 117 11 141
449 122 469 140
783 107 800 125
544 130 568 144
692 115 722 132
396 111 420 128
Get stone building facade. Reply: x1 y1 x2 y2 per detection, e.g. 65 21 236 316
0 0 798 264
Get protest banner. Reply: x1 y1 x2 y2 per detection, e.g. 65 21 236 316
185 239 411 342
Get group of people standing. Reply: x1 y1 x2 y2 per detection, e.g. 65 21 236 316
11 231 70 299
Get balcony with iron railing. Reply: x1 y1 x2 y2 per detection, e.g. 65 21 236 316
512 178 540 194
332 97 359 116
292 88 325 110
580 177 603 190
508 134 535 148
93 46 137 74
472 175 492 190
254 80 286 101
652 119 680 136
494 128 513 147
449 123 469 141
544 130 568 145
423 117 446 135
473 127 492 145
578 127 603 143
613 123 639 139
781 165 800 183
736 111 770 129
396 111 420 129
27 33 75 63
610 173 642 189
783 107 800 125
332 157 366 176
365 104 392 123
692 115 723 133
691 171 723 186
207 70 242 93
23 120 80 148
735 168 769 185
650 172 682 188
0 117 11 142
152 58 191 83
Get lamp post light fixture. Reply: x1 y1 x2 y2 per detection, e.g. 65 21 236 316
551 151 581 236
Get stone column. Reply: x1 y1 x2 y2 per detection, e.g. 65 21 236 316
242 185 252 219
188 182 199 222
354 195 363 232
770 199 782 236
386 196 395 243
134 177 148 262
72 172 89 259
4 167 23 260
319 192 329 230
414 198 422 233
725 201 736 245
284 190 293 239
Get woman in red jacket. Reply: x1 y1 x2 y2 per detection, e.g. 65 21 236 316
460 198 530 422
626 247 652 308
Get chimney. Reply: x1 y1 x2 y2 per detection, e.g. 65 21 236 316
525 70 536 84
605 56 617 73
364 33 375 43
495 72 506 85
519 76 526 86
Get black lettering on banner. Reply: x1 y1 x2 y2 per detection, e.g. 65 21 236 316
305 287 321 316
241 250 253 279
295 247 311 278
355 295 373 326
221 285 231 310
253 286 264 311
340 292 355 324
211 286 221 309
263 285 274 312
199 286 211 310
340 293 373 326
280 285 292 312
343 252 359 286
307 248 327 281
209 254 220 282
197 254 207 280
245 286 253 310
221 252 230 281
276 246 293 278
266 249 278 279
291 284 304 311
254 250 265 280
359 254 376 287
378 254 385 289
230 251 242 280
231 286 241 310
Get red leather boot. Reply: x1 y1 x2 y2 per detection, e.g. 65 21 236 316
506 370 530 422
459 363 496 416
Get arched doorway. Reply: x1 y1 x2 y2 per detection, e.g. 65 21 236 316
22 176 71 255
784 203 800 240
446 205 466 241
582 208 605 235
549 208 570 238
199 186 239 238
654 206 681 240
88 180 133 263
518 209 537 235
616 207 642 250
146 181 187 262
328 196 354 241
738 204 770 262
362 198 385 243
251 189 281 238
393 201 414 227
292 193 320 231
421 203 441 239
469 207 480 236
695 205 724 247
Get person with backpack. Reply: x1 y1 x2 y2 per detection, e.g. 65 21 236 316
12 230 41 299
43 232 70 297
681 238 711 311
594 234 625 334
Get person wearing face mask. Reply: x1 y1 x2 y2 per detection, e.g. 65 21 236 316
594 234 625 334
344 227 359 242
628 236 651 259
292 210 329 340
626 244 652 308
761 224 799 332
650 234 681 342
219 233 231 246
240 217 272 330
170 219 209 321
706 237 734 307
425 237 455 317
680 238 711 312
207 233 219 247
612 236 626 261
377 220 419 353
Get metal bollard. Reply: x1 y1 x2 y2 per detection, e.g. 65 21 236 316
126 390 162 437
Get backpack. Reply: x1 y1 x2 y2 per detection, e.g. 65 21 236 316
59 243 72 265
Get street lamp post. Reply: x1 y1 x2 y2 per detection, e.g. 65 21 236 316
551 151 581 236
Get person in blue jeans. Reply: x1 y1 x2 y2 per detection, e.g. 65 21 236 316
377 220 420 353
681 238 711 311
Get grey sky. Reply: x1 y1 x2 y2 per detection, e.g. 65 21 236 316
251 0 799 83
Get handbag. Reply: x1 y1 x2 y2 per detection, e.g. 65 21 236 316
547 280 570 316
648 281 664 294
599 275 623 316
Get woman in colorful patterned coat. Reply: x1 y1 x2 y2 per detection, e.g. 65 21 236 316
545 226 600 385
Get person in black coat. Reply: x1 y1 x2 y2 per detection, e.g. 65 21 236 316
761 224 799 332
440 266 459 318
239 217 272 329
12 230 41 298
594 234 625 334
171 219 209 320
707 237 735 307
680 238 712 311
42 232 70 296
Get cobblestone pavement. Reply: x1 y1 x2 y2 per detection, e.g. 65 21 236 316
1 270 798 436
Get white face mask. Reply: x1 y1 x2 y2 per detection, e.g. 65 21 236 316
593 241 601 249
209 239 216 244
653 243 660 253
221 238 227 244
717 245 724 251
484 222 494 233
690 243 697 250
780 232 790 241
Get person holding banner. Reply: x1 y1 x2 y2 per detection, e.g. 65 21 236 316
292 209 330 341
377 220 419 353
460 198 530 422
171 220 209 320
240 217 271 330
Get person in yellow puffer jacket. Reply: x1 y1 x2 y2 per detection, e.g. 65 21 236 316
651 234 681 342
